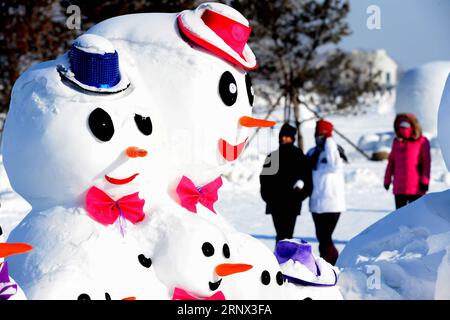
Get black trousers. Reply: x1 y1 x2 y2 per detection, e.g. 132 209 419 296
312 212 341 265
395 194 422 209
272 213 298 244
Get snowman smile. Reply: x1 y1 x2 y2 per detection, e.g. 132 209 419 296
208 279 222 291
105 173 139 185
218 138 248 161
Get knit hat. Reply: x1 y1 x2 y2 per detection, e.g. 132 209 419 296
279 123 297 140
315 119 333 137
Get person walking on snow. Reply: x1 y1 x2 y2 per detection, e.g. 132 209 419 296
307 119 346 266
384 113 431 209
260 123 313 244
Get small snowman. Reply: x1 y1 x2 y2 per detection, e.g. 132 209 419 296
3 34 168 299
150 210 252 300
219 232 289 300
275 239 343 300
0 226 32 300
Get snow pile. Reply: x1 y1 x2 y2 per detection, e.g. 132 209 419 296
395 61 450 137
357 132 393 154
435 247 450 300
337 190 450 299
345 168 381 189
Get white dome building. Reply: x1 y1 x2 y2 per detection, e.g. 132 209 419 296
395 61 450 137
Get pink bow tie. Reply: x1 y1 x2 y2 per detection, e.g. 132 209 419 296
85 186 145 231
172 287 226 300
176 176 223 214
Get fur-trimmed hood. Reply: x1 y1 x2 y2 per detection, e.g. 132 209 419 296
394 113 422 140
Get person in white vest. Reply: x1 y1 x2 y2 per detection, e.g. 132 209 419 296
307 119 346 265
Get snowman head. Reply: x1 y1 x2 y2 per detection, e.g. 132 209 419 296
220 233 288 299
2 34 162 210
165 2 275 185
152 213 252 298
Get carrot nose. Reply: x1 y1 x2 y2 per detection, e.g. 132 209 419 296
0 243 33 259
122 296 136 300
215 263 253 277
125 146 148 158
239 116 276 128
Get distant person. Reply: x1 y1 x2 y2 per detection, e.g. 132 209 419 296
260 123 312 244
384 113 431 209
307 119 346 266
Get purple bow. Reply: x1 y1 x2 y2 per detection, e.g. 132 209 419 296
0 262 18 300
275 240 319 276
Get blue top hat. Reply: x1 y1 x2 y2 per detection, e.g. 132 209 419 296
57 34 130 94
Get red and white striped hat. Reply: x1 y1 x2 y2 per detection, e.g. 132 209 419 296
177 2 257 70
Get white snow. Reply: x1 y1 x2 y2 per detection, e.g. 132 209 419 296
73 34 115 54
395 61 450 136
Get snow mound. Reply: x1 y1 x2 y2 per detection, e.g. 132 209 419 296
337 190 450 299
395 61 450 137
357 132 394 154
345 168 381 188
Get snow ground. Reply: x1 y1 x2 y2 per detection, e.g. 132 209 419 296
1 99 449 266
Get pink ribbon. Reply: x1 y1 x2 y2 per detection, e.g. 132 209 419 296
176 176 223 214
85 186 145 227
172 287 225 300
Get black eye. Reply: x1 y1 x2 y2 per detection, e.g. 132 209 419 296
245 73 254 106
88 108 114 142
261 270 271 285
134 114 153 136
77 293 91 300
202 242 215 257
138 254 152 268
276 271 284 286
0 226 2 236
105 292 111 300
223 244 230 258
219 71 238 106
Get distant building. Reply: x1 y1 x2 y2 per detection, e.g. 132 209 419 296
350 49 398 90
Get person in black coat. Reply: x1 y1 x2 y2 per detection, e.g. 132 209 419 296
260 123 313 244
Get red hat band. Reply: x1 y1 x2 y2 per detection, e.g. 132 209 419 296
201 9 251 59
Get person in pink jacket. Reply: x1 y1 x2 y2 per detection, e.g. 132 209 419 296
384 113 431 209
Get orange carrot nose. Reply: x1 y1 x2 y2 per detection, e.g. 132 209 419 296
125 146 148 158
215 263 253 277
0 243 33 259
122 296 136 300
239 116 276 128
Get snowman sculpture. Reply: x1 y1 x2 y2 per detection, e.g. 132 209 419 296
219 232 289 300
147 211 252 300
86 3 275 225
2 34 169 299
0 226 32 300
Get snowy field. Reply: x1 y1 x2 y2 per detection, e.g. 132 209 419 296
1 98 449 293
217 99 449 256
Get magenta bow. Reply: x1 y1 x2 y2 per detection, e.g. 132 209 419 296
172 287 226 300
0 262 18 300
176 176 223 214
85 186 145 234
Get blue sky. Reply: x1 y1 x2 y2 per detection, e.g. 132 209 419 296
340 0 450 71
